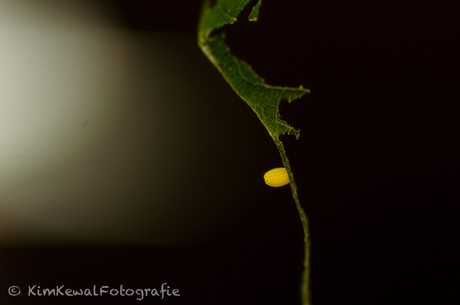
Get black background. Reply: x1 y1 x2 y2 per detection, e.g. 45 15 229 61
2 0 459 304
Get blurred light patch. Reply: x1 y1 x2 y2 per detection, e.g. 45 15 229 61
0 0 127 181
0 0 257 247
0 0 133 244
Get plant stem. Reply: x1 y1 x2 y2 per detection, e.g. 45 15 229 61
273 137 311 305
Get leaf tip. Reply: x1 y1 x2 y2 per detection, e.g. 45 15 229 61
248 0 262 22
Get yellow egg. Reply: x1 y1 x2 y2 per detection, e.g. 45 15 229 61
264 167 290 187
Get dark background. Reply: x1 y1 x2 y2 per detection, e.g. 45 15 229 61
2 0 459 304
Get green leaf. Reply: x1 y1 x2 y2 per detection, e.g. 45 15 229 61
198 1 311 304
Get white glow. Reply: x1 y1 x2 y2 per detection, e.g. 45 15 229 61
0 0 127 187
0 0 245 246
0 0 251 246
0 0 137 244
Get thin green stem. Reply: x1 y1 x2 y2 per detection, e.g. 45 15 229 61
273 137 311 305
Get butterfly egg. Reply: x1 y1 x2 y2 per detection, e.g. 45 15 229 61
264 167 290 187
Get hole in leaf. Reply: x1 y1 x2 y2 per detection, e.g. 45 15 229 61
278 96 309 134
208 0 258 39
238 0 259 21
